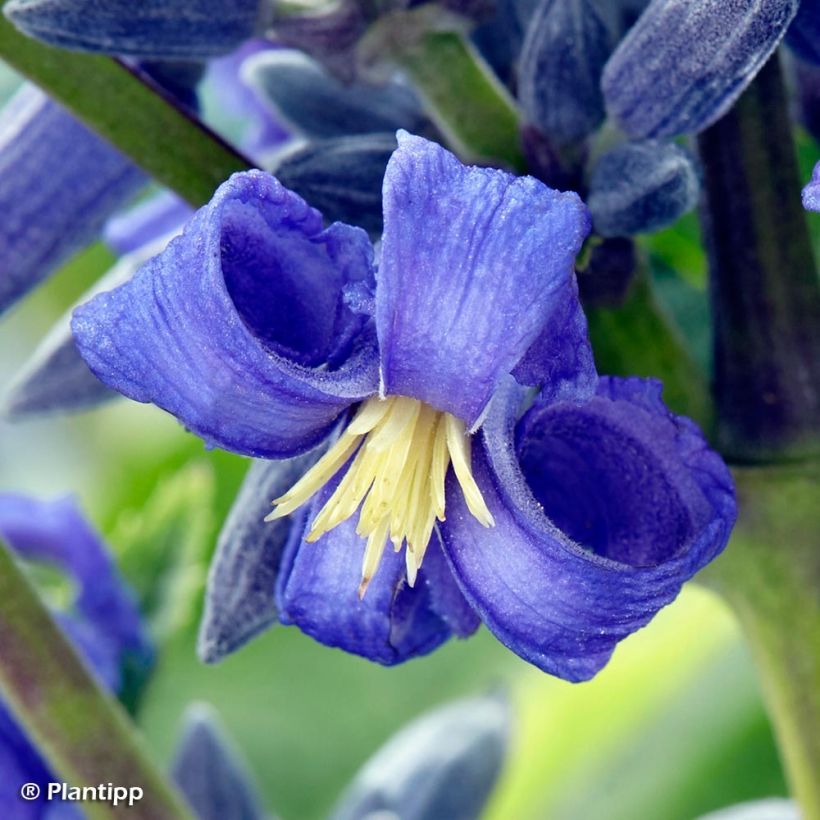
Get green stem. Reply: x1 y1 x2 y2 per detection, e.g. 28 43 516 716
0 540 193 820
387 27 525 171
701 465 820 819
585 261 714 431
0 14 252 206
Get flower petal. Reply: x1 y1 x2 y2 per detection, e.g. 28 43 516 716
73 170 380 458
377 132 590 426
276 472 454 665
802 161 820 212
104 190 193 255
0 85 145 316
602 0 799 138
171 705 265 820
329 694 509 820
198 453 318 664
440 377 736 681
4 0 266 59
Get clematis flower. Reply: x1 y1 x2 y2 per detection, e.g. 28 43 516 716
73 133 735 681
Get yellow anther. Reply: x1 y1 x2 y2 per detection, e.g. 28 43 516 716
268 395 494 595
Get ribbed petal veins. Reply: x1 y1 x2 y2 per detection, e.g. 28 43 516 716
377 132 591 427
72 170 380 458
602 0 800 138
439 377 736 681
0 85 145 316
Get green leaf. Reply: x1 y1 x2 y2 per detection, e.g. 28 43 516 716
0 14 252 205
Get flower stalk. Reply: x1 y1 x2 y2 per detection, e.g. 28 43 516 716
0 539 193 820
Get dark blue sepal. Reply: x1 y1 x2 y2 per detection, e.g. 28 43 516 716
198 454 319 664
603 0 800 138
274 135 397 236
0 85 145 317
587 139 699 236
244 50 427 140
329 694 510 820
785 0 820 64
171 705 267 820
4 0 271 59
518 0 616 147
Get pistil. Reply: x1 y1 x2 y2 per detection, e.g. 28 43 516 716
266 395 494 597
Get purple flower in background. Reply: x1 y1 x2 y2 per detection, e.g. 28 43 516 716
73 133 735 681
802 161 820 211
0 494 152 817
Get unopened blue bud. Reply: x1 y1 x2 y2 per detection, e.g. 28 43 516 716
4 0 270 59
518 0 616 146
603 0 799 138
587 139 699 236
274 135 397 236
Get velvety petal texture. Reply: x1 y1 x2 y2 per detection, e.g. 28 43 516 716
244 50 427 140
440 377 736 681
0 85 145 316
276 468 477 664
329 694 509 820
275 135 397 236
602 0 799 138
377 132 590 426
73 171 380 458
518 0 616 146
4 0 269 59
802 161 820 212
171 705 265 820
198 453 318 664
587 139 700 237
2 245 159 419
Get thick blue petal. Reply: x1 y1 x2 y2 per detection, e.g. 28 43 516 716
2 248 156 419
171 705 265 820
602 0 799 138
4 0 267 59
244 50 427 140
104 191 193 255
276 472 455 665
0 85 145 316
518 0 616 146
73 171 380 458
587 139 700 237
802 161 820 212
785 0 820 64
377 132 590 427
440 377 736 681
0 494 152 677
329 694 509 820
275 135 396 237
198 453 318 664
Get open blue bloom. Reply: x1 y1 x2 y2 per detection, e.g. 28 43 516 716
0 494 152 817
73 133 734 680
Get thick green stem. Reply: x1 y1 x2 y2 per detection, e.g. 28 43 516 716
385 27 525 171
0 14 252 206
0 540 193 820
698 55 820 462
701 465 820 819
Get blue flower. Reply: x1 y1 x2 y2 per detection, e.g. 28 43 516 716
0 494 153 817
802 161 820 211
73 133 735 681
